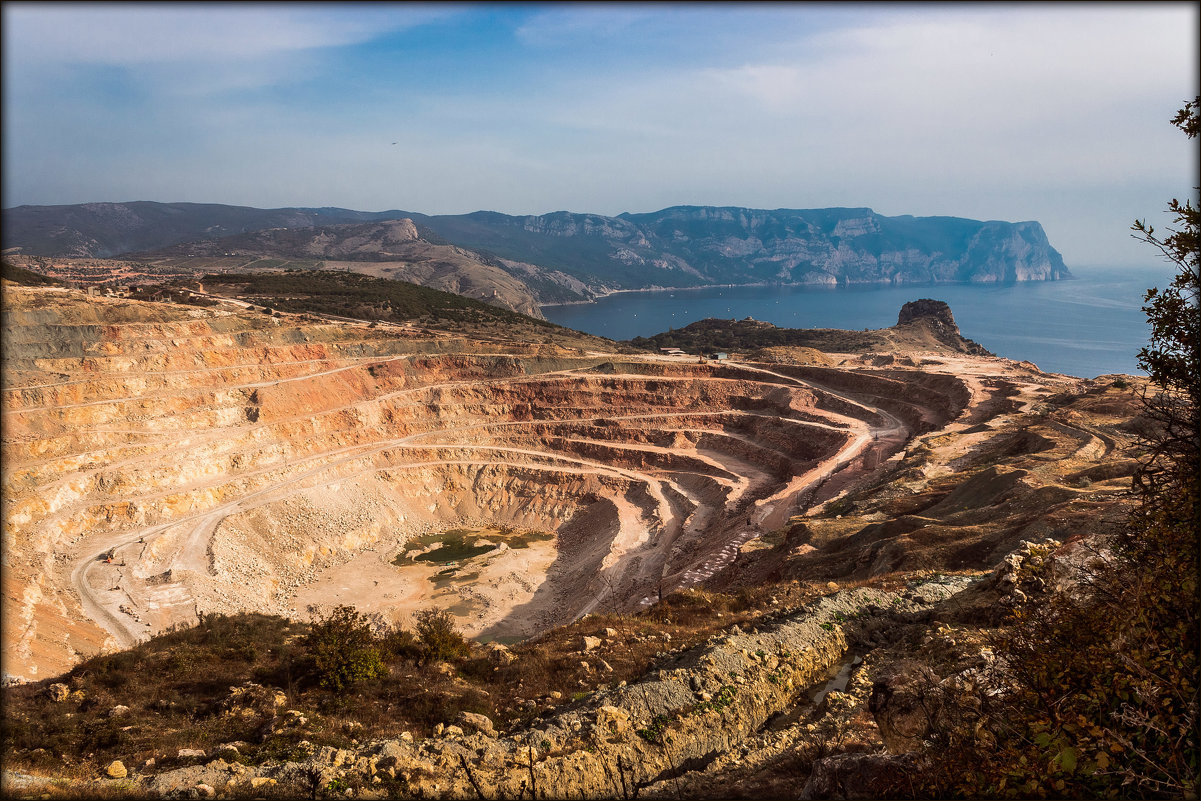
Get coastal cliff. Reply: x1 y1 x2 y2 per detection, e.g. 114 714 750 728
3 203 1070 307
414 206 1070 301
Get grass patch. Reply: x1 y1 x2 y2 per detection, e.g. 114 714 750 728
392 527 554 569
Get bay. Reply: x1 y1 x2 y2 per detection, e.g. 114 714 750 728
541 265 1178 379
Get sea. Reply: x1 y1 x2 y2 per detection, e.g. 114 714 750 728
542 265 1179 379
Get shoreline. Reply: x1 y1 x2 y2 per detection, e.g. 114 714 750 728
537 270 1151 378
537 275 1076 310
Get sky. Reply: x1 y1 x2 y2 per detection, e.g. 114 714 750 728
3 2 1198 268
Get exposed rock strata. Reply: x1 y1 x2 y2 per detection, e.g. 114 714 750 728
0 281 1148 799
138 577 975 799
0 286 986 680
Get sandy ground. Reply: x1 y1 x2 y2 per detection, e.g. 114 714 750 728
291 532 558 639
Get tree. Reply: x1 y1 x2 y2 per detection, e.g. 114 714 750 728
920 99 1200 799
1130 95 1201 499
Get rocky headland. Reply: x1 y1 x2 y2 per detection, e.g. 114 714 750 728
3 203 1071 312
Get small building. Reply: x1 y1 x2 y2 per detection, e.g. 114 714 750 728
714 352 729 361
660 347 686 356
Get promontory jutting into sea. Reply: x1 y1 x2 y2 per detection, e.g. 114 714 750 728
3 201 1168 377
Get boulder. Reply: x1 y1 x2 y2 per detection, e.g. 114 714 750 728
105 760 128 779
457 711 497 737
108 704 130 717
46 683 69 702
220 682 287 718
484 642 515 666
282 709 308 726
312 745 354 768
581 636 602 652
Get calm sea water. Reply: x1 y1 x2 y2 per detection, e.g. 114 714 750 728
542 265 1179 378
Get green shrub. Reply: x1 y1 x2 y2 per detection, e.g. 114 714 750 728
414 609 470 663
303 606 388 691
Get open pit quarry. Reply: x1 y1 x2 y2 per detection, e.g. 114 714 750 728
1 284 1103 684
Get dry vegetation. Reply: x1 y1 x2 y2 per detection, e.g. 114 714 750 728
0 582 822 783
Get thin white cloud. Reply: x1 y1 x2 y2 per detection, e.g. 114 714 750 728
3 4 446 66
705 8 1195 125
514 7 658 47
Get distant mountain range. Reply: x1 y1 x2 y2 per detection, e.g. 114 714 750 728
2 201 1071 309
2 202 409 260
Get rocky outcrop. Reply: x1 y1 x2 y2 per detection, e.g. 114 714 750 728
895 298 991 356
632 302 994 357
896 298 959 329
137 578 976 799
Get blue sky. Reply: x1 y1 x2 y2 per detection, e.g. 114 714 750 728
3 3 1197 267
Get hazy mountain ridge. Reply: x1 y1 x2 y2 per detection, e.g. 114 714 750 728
3 202 1070 305
1 201 412 258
